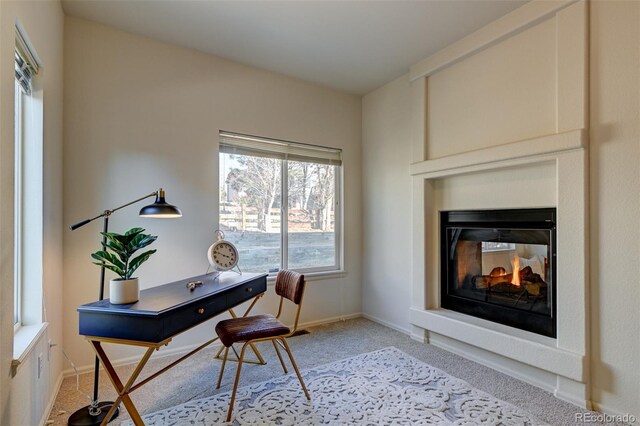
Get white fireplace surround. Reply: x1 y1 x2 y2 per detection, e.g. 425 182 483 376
410 130 588 407
407 0 590 409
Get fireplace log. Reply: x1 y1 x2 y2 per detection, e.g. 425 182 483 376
488 274 514 286
474 275 511 288
474 275 509 288
490 267 507 277
524 281 543 296
474 276 490 288
489 282 520 293
474 265 547 290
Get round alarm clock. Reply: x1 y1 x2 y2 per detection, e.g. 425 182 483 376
207 230 239 271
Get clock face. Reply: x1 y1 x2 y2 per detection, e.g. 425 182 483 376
208 240 239 271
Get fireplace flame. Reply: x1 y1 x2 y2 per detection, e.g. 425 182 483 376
511 255 521 286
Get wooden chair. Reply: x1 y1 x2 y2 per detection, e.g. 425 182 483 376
214 270 311 421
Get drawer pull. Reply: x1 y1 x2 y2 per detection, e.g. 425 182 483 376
246 287 253 293
197 308 205 315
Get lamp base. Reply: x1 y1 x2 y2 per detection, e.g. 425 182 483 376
68 402 119 426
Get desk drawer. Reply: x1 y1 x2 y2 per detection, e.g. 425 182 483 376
226 278 266 307
163 295 228 337
79 312 164 342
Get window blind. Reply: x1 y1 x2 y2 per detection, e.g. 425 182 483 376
219 131 342 166
15 26 39 95
15 51 34 94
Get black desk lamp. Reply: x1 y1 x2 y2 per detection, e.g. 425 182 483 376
68 188 182 426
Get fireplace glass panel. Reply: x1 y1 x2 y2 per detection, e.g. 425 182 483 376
441 209 556 337
448 228 552 316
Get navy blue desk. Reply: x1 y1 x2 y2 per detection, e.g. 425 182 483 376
77 272 267 425
78 272 267 343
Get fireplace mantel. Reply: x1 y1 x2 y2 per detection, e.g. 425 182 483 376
409 129 586 179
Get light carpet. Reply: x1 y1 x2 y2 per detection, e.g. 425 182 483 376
126 347 547 425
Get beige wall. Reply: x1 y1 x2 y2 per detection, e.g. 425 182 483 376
0 0 64 424
63 17 362 368
589 0 640 416
427 17 557 159
362 0 639 418
361 73 413 333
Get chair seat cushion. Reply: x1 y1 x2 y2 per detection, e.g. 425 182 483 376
215 314 290 347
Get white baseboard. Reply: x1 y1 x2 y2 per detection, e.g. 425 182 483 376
41 371 64 426
63 312 364 377
555 388 590 410
298 312 362 329
361 313 412 336
410 333 426 344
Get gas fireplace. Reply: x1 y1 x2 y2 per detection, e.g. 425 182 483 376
440 209 556 337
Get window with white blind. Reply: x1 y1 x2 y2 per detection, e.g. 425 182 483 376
14 27 43 332
14 74 24 329
219 131 342 274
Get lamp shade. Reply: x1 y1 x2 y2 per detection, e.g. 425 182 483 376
139 189 182 218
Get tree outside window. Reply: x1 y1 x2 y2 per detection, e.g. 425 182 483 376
219 133 341 274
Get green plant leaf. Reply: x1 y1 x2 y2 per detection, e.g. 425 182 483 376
93 227 157 280
128 249 156 270
101 231 123 241
123 228 145 245
125 227 145 236
90 250 112 263
101 231 132 250
101 234 126 251
92 262 125 278
128 234 157 252
102 241 128 263
91 250 125 271
102 240 125 252
127 249 156 278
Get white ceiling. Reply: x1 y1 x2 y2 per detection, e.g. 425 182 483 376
62 0 527 95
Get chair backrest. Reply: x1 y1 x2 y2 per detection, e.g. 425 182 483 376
275 270 305 305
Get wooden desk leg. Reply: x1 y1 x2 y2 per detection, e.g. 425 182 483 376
90 340 155 426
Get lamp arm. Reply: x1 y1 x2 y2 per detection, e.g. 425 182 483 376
69 191 158 231
108 191 157 215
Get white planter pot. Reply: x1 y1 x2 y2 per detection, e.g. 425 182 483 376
109 278 139 304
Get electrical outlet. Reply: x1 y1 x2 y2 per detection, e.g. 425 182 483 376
37 353 43 379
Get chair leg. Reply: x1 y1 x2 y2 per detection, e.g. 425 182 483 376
280 337 310 400
272 339 288 374
216 346 230 389
227 342 249 422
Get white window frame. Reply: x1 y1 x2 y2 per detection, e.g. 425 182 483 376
219 131 343 275
14 79 24 331
13 23 44 334
279 158 342 274
481 242 517 252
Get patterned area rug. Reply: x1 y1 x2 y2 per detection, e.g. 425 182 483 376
129 347 547 425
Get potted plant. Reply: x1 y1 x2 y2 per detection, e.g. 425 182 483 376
91 227 157 304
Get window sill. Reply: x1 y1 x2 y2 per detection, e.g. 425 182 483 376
266 269 346 285
12 322 48 377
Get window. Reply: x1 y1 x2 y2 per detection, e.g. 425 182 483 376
481 242 516 252
14 28 43 331
219 131 342 274
14 76 24 329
